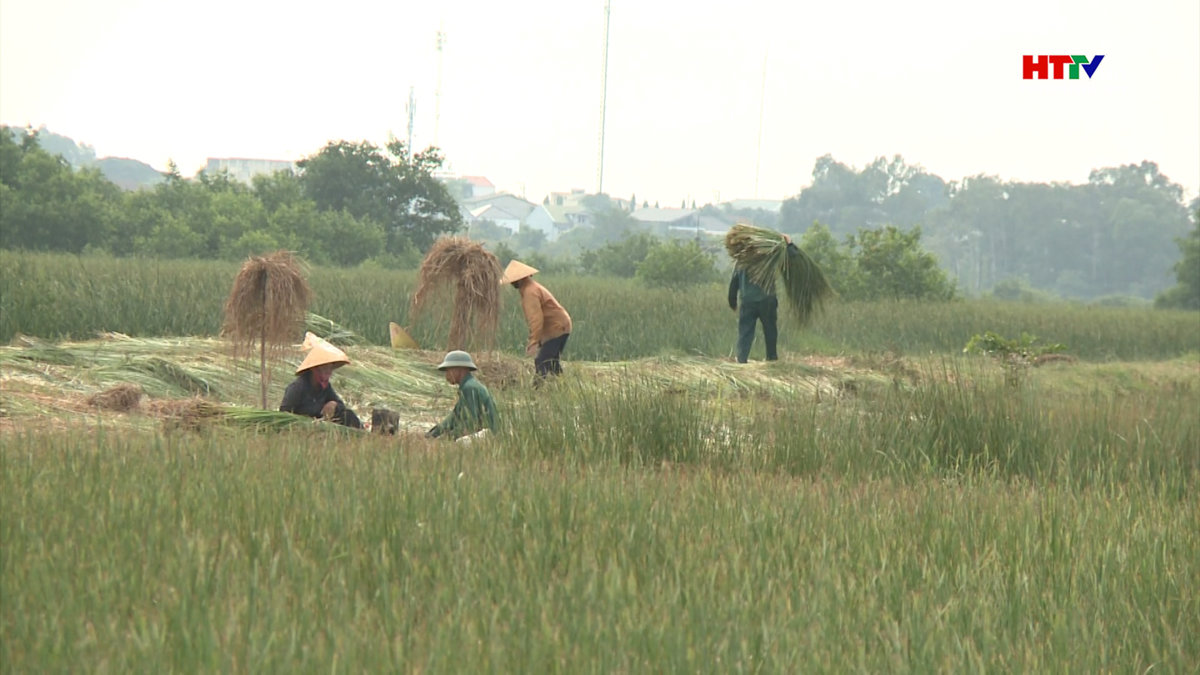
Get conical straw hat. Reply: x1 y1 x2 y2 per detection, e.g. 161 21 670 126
296 331 350 373
389 322 419 349
500 260 538 285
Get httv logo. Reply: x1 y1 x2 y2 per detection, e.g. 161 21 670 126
1023 55 1104 79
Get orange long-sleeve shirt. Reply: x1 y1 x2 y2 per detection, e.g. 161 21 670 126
518 280 572 350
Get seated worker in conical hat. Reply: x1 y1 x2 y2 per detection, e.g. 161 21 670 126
426 350 497 440
279 333 362 428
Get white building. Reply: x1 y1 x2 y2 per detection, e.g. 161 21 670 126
204 157 295 183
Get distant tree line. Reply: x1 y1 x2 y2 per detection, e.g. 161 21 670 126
778 154 1196 302
2 127 1196 307
0 128 462 267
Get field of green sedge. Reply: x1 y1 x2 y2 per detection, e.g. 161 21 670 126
1 251 1196 671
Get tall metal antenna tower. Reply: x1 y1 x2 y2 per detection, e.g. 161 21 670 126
406 86 416 151
434 26 446 146
596 0 611 195
754 50 767 199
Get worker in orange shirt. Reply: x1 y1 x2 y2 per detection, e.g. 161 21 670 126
501 260 572 379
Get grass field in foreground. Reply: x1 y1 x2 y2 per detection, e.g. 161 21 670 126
1 335 1197 671
2 432 1195 672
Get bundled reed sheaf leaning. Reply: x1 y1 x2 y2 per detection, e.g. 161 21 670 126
411 237 503 351
725 223 834 326
221 250 312 408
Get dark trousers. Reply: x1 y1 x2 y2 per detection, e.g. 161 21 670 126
737 298 778 363
535 333 570 377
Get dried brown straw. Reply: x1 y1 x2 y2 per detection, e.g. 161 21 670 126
221 250 312 407
86 383 143 412
410 237 502 351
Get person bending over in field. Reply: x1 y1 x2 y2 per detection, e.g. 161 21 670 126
279 335 362 428
501 260 572 379
426 350 497 440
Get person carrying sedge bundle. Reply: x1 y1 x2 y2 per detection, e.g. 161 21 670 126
501 260 573 379
728 234 797 363
725 223 833 363
279 333 362 428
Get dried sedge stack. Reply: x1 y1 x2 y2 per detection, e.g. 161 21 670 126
725 223 834 326
411 237 502 351
149 397 224 432
221 250 312 408
86 383 143 412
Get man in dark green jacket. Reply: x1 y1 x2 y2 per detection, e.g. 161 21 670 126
426 350 498 440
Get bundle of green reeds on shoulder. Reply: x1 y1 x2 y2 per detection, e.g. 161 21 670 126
724 223 834 326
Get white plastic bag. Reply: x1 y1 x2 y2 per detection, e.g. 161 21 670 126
455 428 491 444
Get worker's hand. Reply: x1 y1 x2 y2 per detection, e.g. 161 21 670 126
782 234 791 244
730 303 738 312
425 425 441 439
321 401 338 421
526 342 539 356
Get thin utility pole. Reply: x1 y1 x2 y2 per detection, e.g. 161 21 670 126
406 86 416 151
434 26 446 146
754 50 767 199
597 0 611 195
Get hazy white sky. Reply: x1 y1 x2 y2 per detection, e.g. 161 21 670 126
2 0 1197 205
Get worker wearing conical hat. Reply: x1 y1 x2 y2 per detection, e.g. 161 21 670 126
279 333 362 428
501 260 572 379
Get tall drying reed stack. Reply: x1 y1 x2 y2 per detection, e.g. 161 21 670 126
411 237 503 351
221 250 311 408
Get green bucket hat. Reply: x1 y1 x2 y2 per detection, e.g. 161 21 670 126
437 350 478 371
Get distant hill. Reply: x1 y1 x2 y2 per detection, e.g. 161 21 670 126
32 127 97 167
94 157 164 190
3 126 165 190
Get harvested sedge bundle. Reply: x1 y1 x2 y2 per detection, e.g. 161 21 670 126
305 312 365 346
410 236 503 351
86 383 143 412
221 250 311 408
724 223 834 326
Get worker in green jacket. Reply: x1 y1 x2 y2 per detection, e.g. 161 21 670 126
426 350 498 440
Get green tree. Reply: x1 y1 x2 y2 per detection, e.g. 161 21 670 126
799 222 858 298
593 207 637 239
512 225 547 253
491 241 520 267
1155 208 1200 309
0 127 121 253
296 139 462 255
580 231 662 277
385 139 463 251
780 154 944 239
519 251 576 275
636 240 719 288
115 167 266 259
850 226 955 301
252 170 304 214
267 201 384 267
221 229 282 261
